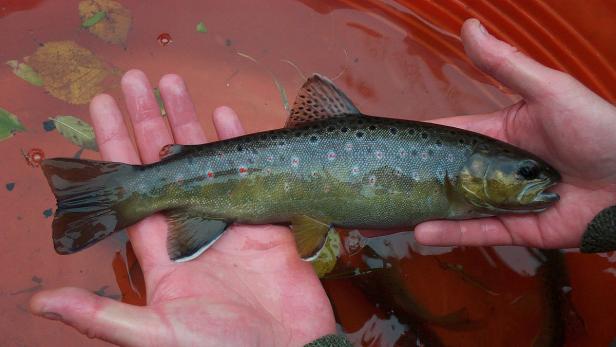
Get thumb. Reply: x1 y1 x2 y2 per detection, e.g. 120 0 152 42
461 18 571 101
30 287 163 346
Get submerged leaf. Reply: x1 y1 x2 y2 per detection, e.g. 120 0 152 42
26 41 115 104
78 0 131 45
196 21 207 33
82 10 106 28
311 229 341 278
51 115 98 151
6 60 43 86
0 107 26 141
153 87 167 116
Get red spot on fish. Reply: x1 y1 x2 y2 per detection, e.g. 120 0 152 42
159 144 174 159
23 148 45 167
239 167 248 175
157 33 172 46
291 157 300 167
207 171 214 178
327 151 337 160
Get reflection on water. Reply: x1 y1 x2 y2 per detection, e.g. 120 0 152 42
1 0 615 346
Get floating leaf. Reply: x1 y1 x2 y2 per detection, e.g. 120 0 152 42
42 119 56 131
153 87 167 116
78 0 131 45
311 229 341 278
82 10 106 28
26 41 115 104
51 115 98 151
6 60 43 86
196 21 207 33
43 208 53 218
0 107 26 141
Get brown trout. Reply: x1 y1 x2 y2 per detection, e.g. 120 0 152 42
42 75 560 261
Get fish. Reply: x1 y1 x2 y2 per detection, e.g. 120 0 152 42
41 74 561 262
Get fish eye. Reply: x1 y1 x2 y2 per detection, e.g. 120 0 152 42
517 162 540 180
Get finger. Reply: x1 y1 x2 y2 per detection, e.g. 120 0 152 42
414 218 515 247
121 69 174 163
90 94 141 165
121 70 174 270
461 18 572 101
213 106 246 139
158 74 207 144
91 95 168 270
30 287 163 347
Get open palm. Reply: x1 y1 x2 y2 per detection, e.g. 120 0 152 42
415 19 616 249
30 71 335 346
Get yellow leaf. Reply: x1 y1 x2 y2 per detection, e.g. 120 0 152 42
78 0 131 45
26 41 116 105
311 229 341 278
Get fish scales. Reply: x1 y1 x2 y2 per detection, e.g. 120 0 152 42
127 116 478 228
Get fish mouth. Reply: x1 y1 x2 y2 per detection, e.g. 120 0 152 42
517 179 560 210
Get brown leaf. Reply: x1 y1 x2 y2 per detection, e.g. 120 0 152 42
78 0 131 45
26 41 117 104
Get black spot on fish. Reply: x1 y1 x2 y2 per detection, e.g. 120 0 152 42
327 126 335 132
237 145 243 152
435 140 442 147
389 128 398 135
294 132 302 137
341 127 348 133
421 132 428 139
369 125 376 131
459 138 465 144
43 208 53 218
472 139 478 145
6 182 15 191
428 149 434 156
356 131 364 138
310 136 318 143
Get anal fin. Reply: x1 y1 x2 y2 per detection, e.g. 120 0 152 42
164 210 228 262
291 215 333 260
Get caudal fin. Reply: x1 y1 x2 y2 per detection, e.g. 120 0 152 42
41 158 137 255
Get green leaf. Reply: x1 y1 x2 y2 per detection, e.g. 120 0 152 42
0 107 26 141
196 21 207 33
82 10 107 28
51 115 98 151
6 60 43 87
153 87 167 116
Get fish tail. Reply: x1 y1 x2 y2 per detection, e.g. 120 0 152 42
41 158 138 255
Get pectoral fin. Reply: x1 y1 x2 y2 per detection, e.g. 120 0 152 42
291 215 333 260
164 210 228 262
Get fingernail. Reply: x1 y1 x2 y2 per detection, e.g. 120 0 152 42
42 312 63 321
478 22 488 36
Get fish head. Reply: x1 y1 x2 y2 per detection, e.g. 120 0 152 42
458 146 561 213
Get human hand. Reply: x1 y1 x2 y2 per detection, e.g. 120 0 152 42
415 18 616 249
30 70 335 346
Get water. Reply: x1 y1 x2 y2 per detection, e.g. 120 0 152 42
1 0 615 345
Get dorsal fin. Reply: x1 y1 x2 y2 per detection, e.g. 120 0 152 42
286 74 360 128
